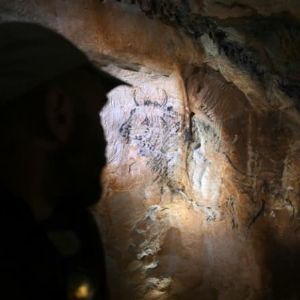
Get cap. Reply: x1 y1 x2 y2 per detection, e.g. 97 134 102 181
0 21 129 104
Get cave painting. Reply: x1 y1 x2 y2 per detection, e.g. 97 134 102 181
119 87 182 180
1 0 300 299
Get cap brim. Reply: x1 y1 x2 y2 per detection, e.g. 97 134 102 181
87 64 131 92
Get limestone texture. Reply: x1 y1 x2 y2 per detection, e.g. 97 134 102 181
1 1 300 299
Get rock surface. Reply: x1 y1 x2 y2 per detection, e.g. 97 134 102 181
1 1 300 299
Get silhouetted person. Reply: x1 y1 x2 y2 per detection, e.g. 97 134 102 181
0 22 128 300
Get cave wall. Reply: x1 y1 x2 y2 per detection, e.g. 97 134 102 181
185 65 300 299
1 1 300 299
0 0 202 72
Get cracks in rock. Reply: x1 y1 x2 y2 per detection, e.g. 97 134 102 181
114 0 138 4
223 152 249 177
217 40 266 79
214 1 258 16
128 161 136 173
278 79 300 111
284 198 296 219
247 199 265 230
226 196 238 229
184 112 195 143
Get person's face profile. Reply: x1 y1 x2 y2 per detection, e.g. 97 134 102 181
61 71 110 207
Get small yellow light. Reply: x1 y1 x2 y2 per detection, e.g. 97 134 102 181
73 282 91 299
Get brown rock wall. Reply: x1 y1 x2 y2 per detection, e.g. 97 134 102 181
1 1 300 299
0 0 203 73
185 65 300 299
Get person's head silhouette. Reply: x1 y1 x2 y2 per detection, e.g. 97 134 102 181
0 21 130 300
0 21 129 220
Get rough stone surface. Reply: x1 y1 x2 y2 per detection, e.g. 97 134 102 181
1 1 300 299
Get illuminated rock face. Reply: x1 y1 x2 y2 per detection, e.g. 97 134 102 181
98 67 300 300
1 1 300 299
